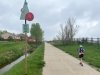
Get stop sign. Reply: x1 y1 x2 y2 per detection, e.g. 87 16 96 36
25 12 34 21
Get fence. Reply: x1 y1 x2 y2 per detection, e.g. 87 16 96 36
74 38 100 44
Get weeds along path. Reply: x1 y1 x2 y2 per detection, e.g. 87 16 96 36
43 43 100 75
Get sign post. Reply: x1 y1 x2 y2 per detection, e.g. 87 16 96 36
24 19 28 75
20 0 34 75
23 24 29 33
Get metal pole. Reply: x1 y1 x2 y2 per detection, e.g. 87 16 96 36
25 19 28 75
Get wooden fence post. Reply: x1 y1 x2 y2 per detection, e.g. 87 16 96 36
91 37 93 44
97 38 100 45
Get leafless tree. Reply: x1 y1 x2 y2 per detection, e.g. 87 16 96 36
56 24 65 44
65 18 79 41
56 18 79 44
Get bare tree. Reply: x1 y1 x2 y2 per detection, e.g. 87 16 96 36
66 18 78 41
56 18 79 45
64 22 69 42
56 24 65 44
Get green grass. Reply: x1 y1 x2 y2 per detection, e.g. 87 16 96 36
0 41 25 68
54 42 100 69
2 43 45 75
0 41 24 52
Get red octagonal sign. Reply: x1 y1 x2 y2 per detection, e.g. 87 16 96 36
25 12 34 21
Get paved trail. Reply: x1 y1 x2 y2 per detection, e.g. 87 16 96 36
43 43 100 75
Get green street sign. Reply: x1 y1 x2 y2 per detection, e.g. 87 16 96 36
20 0 29 20
23 24 29 33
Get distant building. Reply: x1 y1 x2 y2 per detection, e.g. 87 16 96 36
27 36 36 43
17 33 26 40
1 32 21 40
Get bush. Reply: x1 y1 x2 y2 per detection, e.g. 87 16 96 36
0 42 24 68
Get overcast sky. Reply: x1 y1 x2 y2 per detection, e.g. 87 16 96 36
0 0 100 40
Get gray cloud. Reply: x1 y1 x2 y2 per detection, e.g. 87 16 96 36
0 0 100 40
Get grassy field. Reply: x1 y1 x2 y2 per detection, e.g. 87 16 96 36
2 43 45 75
0 41 25 68
54 42 100 70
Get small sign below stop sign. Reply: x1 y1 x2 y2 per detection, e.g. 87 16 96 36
25 12 34 21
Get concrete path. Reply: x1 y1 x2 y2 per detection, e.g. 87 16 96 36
43 43 100 75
